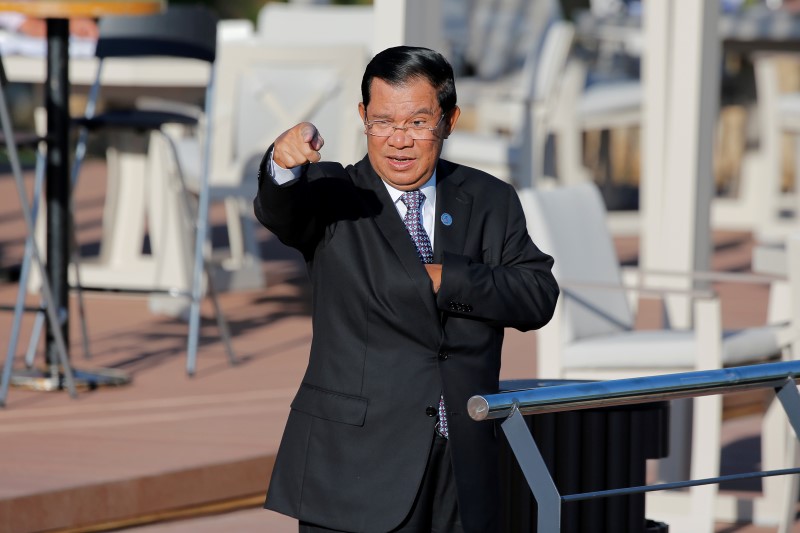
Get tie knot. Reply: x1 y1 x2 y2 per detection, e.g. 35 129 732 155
400 190 424 211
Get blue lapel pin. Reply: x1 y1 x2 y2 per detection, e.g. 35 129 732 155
441 213 453 226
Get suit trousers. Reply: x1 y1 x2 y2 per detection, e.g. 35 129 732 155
299 432 463 533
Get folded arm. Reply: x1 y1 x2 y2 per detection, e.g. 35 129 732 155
435 185 559 331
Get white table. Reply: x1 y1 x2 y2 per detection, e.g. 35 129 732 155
4 44 218 299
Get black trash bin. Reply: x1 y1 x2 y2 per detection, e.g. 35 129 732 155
497 379 670 533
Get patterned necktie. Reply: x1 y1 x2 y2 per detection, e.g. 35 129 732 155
400 190 434 264
399 191 448 438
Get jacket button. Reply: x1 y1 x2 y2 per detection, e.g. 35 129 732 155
425 406 437 417
438 351 449 361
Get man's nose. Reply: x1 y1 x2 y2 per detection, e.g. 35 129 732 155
387 127 414 148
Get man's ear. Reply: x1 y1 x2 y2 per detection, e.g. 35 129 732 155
443 106 461 139
358 102 366 124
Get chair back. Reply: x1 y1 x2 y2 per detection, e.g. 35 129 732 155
95 5 218 63
520 20 575 106
217 19 254 43
256 3 374 54
464 0 563 81
521 183 634 343
208 41 368 187
511 20 575 187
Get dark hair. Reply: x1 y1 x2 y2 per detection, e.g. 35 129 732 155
361 46 457 115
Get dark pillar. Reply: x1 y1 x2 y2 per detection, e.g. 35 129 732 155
45 18 71 366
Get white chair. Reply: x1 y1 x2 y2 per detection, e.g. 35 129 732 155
749 53 800 243
447 0 643 191
163 41 368 284
520 182 799 531
256 2 375 54
549 56 641 187
68 6 237 375
442 18 575 188
159 41 368 375
461 0 559 82
217 18 254 42
0 53 77 405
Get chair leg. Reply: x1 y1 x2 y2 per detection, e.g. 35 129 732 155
68 150 92 361
185 177 237 375
761 394 797 528
69 233 92 360
649 296 722 529
777 428 800 533
68 125 100 360
0 96 76 406
12 145 91 363
204 265 237 367
158 131 236 376
25 312 46 368
5 154 46 374
689 394 722 533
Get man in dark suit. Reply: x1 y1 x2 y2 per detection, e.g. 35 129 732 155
255 46 559 533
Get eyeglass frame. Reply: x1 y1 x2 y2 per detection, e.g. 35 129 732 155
363 113 448 140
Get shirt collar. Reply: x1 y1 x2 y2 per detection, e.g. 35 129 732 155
383 170 437 206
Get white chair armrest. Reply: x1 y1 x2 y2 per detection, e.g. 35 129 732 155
632 269 784 285
560 279 715 300
135 96 205 121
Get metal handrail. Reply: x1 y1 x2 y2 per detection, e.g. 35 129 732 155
468 359 800 420
469 360 800 533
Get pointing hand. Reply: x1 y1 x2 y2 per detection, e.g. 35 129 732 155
273 122 325 169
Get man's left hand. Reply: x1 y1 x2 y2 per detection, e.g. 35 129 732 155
424 264 442 293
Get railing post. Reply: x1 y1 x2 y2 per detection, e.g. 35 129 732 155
776 378 800 439
501 405 561 533
775 379 800 533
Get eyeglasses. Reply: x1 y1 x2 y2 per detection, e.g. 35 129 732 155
364 114 446 140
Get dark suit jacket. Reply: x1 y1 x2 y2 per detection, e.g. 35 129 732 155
254 151 558 533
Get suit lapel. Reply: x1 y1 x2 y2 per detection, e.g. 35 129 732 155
433 160 472 263
353 158 441 325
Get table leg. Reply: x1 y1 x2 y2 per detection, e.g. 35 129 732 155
26 19 129 393
45 18 71 364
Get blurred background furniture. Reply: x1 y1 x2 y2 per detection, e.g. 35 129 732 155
750 53 800 294
442 17 574 189
67 5 236 374
163 41 367 275
216 18 254 42
443 0 642 199
256 1 375 54
158 39 368 374
521 182 800 530
0 0 166 397
0 51 75 405
572 5 800 237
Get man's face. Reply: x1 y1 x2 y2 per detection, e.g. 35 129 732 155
358 77 460 191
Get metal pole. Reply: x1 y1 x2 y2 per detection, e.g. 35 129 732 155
45 18 71 366
501 406 561 533
469 360 800 421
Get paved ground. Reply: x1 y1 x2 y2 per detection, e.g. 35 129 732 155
0 161 797 532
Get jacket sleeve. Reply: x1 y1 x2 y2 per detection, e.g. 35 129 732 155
253 146 320 257
435 184 559 331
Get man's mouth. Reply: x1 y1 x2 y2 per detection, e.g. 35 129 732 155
387 156 415 170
